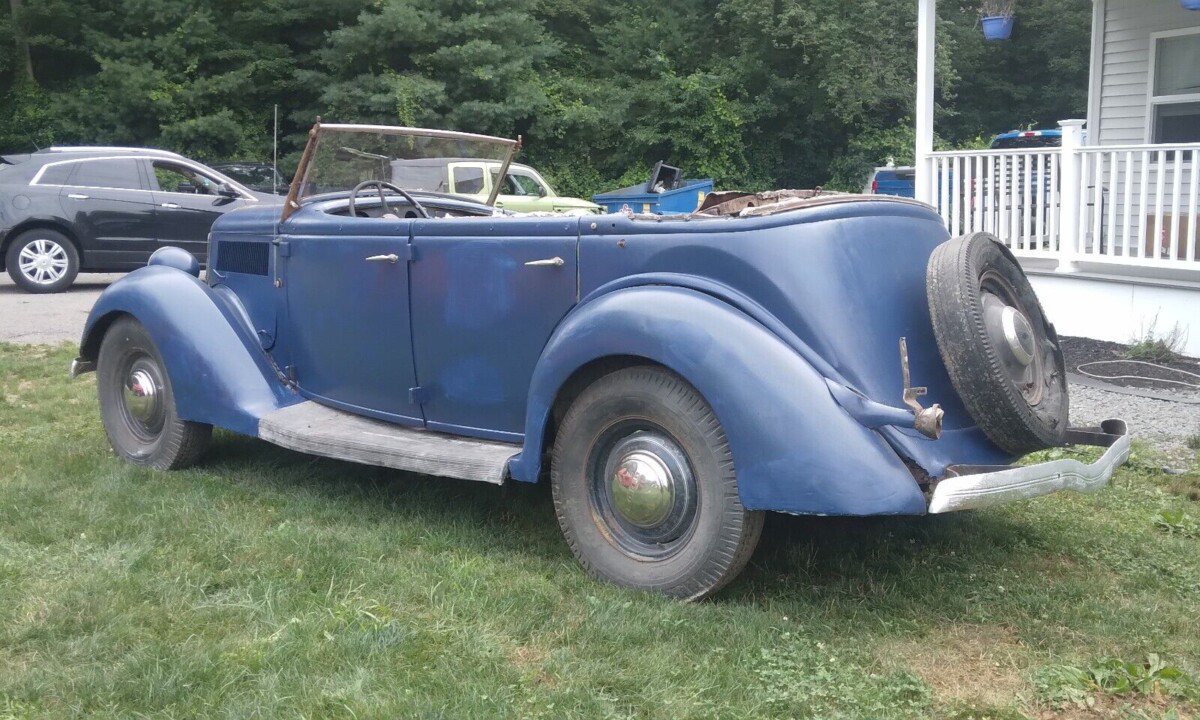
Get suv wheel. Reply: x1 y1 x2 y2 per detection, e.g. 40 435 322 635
5 229 80 293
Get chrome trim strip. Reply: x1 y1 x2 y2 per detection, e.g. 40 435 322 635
927 420 1131 514
69 357 96 379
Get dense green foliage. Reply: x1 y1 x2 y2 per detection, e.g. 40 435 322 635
1 0 1091 194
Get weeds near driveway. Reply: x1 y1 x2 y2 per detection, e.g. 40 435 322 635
1 343 1199 719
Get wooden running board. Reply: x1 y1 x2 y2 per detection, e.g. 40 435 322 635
258 401 519 484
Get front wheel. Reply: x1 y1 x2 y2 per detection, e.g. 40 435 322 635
97 316 211 470
551 366 763 600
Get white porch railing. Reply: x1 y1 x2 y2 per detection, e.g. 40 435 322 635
926 131 1200 275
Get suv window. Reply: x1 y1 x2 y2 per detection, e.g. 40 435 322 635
67 158 144 190
36 162 76 186
153 161 222 195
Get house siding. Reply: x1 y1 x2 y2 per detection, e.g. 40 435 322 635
1095 0 1200 145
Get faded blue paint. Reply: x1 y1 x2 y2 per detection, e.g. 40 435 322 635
511 285 928 515
79 265 298 436
79 191 1018 517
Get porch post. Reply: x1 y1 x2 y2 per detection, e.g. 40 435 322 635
1055 119 1086 273
914 0 936 204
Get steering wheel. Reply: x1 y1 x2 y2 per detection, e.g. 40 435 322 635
348 180 431 220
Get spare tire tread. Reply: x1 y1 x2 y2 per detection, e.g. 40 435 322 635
927 232 1068 455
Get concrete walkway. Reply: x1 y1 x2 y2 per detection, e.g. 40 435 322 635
0 273 122 345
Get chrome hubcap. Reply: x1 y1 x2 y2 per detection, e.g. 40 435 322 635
610 451 675 528
1000 305 1035 366
123 369 159 424
119 359 165 439
17 238 69 285
980 270 1047 405
591 428 698 556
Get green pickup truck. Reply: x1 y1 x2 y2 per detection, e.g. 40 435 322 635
392 157 600 215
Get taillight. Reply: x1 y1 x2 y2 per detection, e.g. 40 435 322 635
871 179 879 194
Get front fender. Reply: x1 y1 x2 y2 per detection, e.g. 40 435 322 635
513 286 928 516
79 266 295 436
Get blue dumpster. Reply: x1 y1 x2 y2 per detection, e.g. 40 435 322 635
593 178 714 215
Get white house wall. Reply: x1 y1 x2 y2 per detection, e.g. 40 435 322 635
1093 0 1200 145
1029 272 1200 355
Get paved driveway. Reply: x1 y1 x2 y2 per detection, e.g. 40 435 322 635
0 273 122 345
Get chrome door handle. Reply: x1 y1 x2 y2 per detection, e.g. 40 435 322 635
525 256 564 267
67 193 89 200
161 202 180 209
366 253 399 263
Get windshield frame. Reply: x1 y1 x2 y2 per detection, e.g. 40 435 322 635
281 121 520 222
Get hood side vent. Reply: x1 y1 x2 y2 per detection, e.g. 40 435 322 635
215 240 269 276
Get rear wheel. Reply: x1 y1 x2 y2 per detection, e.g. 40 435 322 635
551 366 763 600
5 229 79 293
97 317 211 469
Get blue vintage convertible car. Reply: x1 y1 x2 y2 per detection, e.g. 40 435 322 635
73 123 1130 599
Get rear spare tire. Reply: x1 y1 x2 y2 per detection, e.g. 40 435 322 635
926 232 1068 455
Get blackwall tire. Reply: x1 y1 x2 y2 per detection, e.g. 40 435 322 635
927 232 1068 454
550 366 764 600
97 316 212 470
5 229 79 293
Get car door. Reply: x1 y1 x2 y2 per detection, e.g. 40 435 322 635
279 212 424 424
494 167 554 213
409 216 578 440
55 157 157 269
148 159 246 263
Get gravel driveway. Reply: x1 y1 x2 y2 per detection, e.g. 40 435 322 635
0 273 122 345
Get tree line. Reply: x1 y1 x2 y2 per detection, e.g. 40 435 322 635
1 0 1090 195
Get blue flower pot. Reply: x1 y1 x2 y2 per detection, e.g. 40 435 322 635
982 15 1015 40
1183 0 1200 10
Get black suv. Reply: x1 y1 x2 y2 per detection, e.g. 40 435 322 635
0 147 276 293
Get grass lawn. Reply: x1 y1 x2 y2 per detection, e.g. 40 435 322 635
2 342 1199 719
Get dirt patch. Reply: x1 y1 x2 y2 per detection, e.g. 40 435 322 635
1061 336 1200 394
877 624 1030 706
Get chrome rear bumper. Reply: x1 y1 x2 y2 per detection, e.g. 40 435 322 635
928 420 1130 514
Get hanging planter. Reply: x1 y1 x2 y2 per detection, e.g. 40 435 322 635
1183 0 1200 10
979 0 1016 40
982 15 1015 40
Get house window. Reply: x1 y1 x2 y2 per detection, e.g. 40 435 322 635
1148 29 1200 143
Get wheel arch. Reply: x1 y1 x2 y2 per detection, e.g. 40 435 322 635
538 354 668 477
78 266 294 436
511 284 928 516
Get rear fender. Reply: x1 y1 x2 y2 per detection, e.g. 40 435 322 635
513 285 928 516
79 266 295 435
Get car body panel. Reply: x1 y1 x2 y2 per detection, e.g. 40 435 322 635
410 215 580 440
513 284 930 515
280 215 423 425
78 178 1026 517
80 265 298 436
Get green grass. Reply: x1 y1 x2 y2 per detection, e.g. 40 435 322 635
2 343 1199 719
